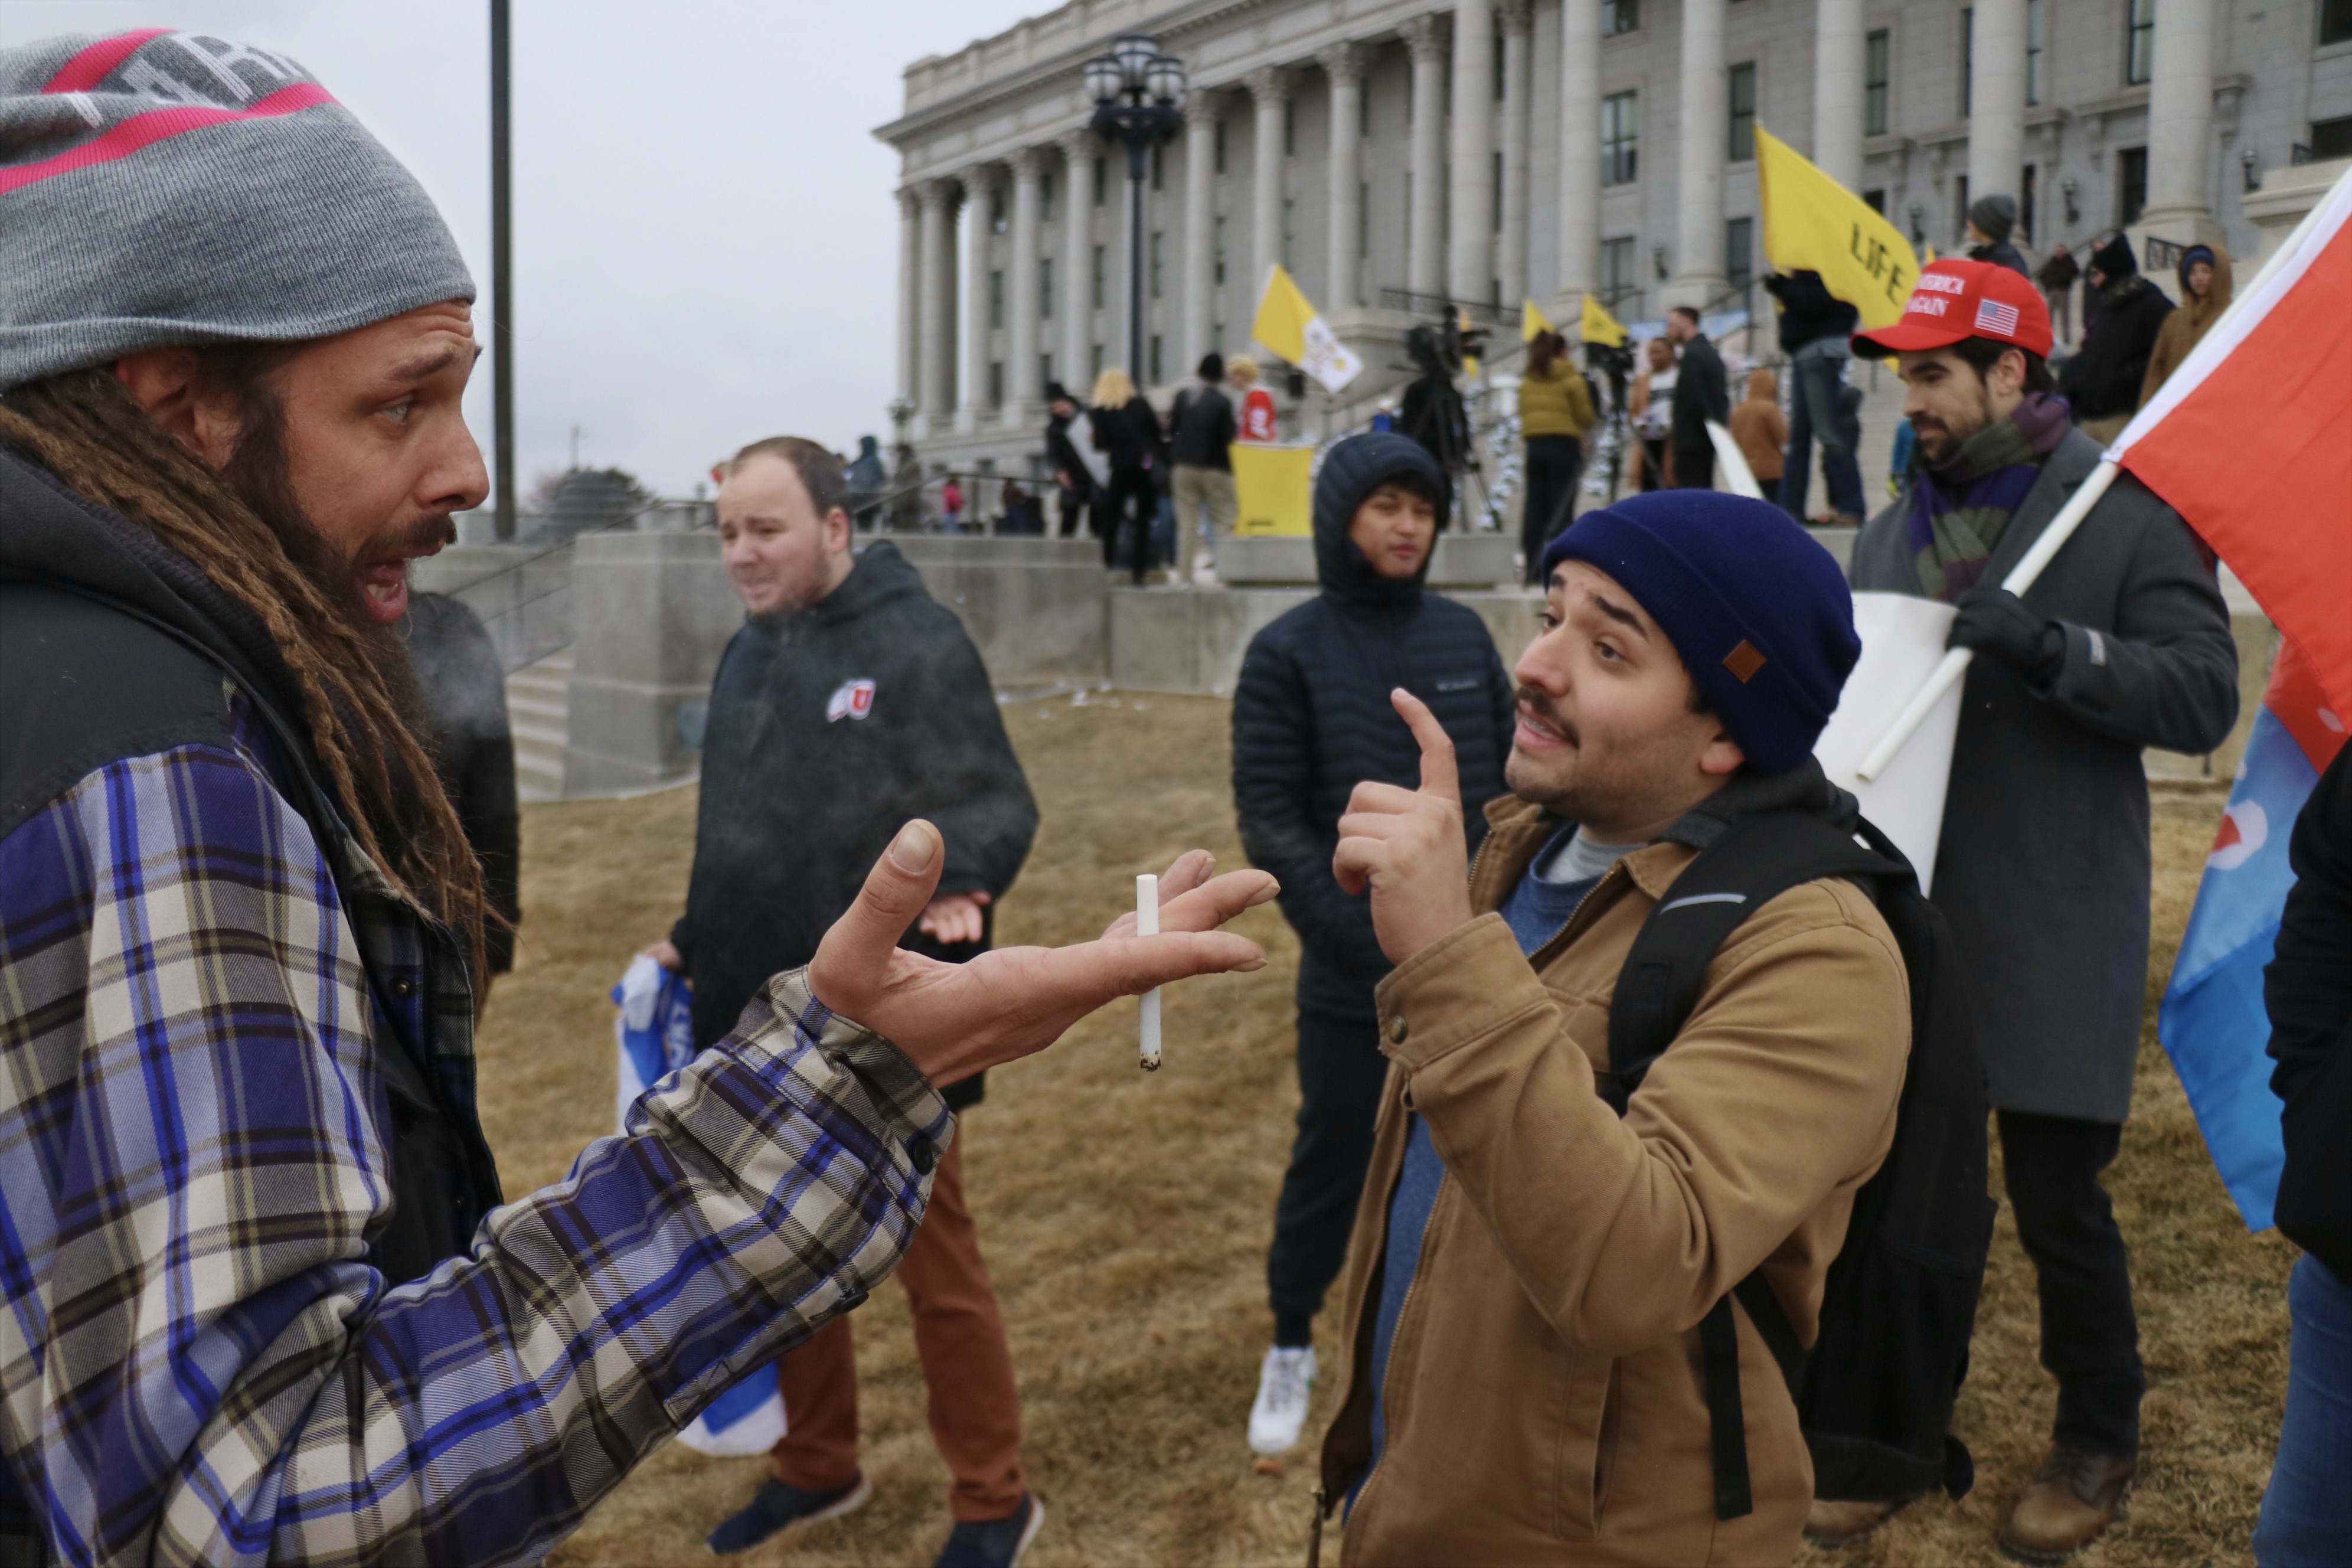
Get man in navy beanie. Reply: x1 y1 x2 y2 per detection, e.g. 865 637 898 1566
1308 491 1915 1565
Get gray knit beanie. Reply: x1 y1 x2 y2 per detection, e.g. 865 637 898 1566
1966 192 2019 244
0 29 473 390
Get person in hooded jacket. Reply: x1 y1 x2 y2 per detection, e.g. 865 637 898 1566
1230 433 1517 1458
1966 192 2033 277
2139 242 2234 406
1044 382 1099 539
655 436 1050 1565
2059 233 2175 441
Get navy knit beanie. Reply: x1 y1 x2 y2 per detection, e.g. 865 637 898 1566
1538 492 1859 773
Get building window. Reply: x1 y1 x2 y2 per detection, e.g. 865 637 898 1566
1214 119 1227 174
1494 32 1508 100
1359 181 1370 258
1093 156 1107 206
988 361 1004 406
1151 143 1164 190
1865 30 1890 137
1040 257 1053 320
2118 146 2148 224
2026 0 2043 106
1725 217 1753 290
2325 0 2352 45
1092 244 1106 309
1091 342 1105 380
1214 216 1227 285
1602 90 1639 185
1864 187 1887 214
1361 84 1371 139
1040 352 1053 392
1728 63 1756 161
1961 8 1974 117
1954 174 1971 247
1041 172 1055 223
2126 0 2155 86
1604 0 1640 37
2314 115 2352 160
1213 321 1225 353
1151 230 1164 298
2020 164 2037 243
989 193 1006 235
1283 197 1296 269
1600 235 1637 309
1284 100 1296 156
1492 151 1504 230
1150 334 1163 384
988 269 1004 329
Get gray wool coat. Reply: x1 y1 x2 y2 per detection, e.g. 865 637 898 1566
1851 426 2239 1122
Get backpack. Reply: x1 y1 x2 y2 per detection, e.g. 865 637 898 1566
1599 809 1997 1518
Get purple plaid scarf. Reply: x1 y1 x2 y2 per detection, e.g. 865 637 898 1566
1906 391 2072 602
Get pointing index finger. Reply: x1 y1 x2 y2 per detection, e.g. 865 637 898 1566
1390 688 1461 804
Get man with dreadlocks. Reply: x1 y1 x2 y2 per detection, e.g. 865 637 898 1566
0 30 1275 1567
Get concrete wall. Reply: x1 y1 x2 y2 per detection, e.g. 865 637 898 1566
562 533 744 796
1216 533 1520 589
410 543 573 674
886 535 1106 683
1110 584 1550 698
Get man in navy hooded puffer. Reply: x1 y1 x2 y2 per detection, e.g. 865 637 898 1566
1230 431 1516 1454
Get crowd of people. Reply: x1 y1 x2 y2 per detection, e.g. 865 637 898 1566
1 27 2341 1568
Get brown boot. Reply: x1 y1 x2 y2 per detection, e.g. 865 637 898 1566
1804 1498 1901 1546
1998 1445 2136 1562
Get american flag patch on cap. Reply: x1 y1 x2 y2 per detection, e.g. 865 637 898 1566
1975 299 2021 336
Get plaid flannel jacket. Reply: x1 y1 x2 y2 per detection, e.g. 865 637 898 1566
0 694 950 1566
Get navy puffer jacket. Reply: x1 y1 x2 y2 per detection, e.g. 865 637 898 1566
1231 433 1517 1021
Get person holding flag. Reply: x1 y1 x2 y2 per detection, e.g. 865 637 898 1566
1843 258 2240 1557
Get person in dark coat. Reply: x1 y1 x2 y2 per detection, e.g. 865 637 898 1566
1848 259 2237 1561
2058 233 2175 440
1044 382 1097 540
401 590 521 974
1170 353 1239 583
1663 305 1729 488
1086 368 1163 581
1966 192 2033 277
1765 269 1867 522
1229 432 1516 1458
2253 742 2352 1568
657 437 1044 1560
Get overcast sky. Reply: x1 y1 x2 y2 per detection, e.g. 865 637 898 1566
3 1 1048 497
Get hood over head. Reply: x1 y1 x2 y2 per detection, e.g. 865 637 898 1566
1744 367 1778 401
2089 231 2138 280
2175 241 2233 325
1311 432 1448 616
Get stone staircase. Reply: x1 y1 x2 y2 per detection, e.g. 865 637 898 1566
505 648 572 803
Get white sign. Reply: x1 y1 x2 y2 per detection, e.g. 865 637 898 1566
1298 314 1363 394
1813 593 1964 893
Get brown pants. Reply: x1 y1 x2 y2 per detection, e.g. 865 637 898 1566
768 1141 1025 1521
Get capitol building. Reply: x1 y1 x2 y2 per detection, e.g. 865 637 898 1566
877 0 2352 478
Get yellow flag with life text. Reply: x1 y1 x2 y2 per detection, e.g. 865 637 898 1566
1753 123 1921 330
1579 293 1628 347
1251 264 1363 393
1522 298 1554 342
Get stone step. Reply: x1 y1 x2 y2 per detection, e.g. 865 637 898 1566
506 692 567 725
505 648 573 805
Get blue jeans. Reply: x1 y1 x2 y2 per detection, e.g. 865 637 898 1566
1781 344 1866 522
2255 1255 2352 1567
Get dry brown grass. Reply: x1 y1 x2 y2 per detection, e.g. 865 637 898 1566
472 693 2289 1568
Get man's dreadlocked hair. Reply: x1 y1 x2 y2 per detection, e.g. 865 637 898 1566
0 362 492 980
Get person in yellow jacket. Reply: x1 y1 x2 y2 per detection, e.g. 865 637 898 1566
1516 330 1596 584
2138 241 2233 407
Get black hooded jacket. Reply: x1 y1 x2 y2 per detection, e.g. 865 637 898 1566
1764 270 1858 354
1231 433 1517 1021
671 540 1037 1091
2059 272 2175 419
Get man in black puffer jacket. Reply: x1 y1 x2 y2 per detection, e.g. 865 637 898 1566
2058 233 2174 441
1230 431 1515 1456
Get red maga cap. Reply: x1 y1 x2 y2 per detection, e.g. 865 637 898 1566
1850 257 2053 359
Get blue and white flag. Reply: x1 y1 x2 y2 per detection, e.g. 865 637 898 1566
612 956 789 1456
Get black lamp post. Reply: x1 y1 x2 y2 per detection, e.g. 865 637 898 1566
1084 35 1185 384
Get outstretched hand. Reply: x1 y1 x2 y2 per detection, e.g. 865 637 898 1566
808 824 1277 1087
1332 688 1476 965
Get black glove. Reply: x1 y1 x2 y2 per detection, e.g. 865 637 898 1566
1949 586 2066 683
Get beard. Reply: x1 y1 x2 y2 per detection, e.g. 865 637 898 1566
1909 381 1995 466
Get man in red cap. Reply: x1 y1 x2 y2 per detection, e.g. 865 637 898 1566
1840 260 2240 1559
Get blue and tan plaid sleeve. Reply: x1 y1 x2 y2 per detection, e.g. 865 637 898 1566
0 734 948 1567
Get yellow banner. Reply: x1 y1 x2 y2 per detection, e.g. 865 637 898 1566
1523 298 1554 342
1232 443 1314 535
1579 293 1628 347
1753 123 1922 329
1250 264 1316 364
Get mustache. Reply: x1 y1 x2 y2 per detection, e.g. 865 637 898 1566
357 512 459 564
1514 684 1580 748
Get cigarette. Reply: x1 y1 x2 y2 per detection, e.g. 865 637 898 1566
1136 873 1162 1072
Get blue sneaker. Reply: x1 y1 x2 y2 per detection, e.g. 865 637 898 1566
704 1474 871 1555
932 1493 1045 1568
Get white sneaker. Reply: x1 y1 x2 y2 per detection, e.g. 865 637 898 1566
1248 1345 1317 1455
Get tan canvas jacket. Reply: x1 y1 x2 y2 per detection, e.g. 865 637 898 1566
1317 789 1911 1567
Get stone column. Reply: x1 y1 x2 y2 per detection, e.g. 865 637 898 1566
1006 148 1045 423
1183 90 1219 366
917 178 956 429
958 163 998 432
1552 0 1600 311
896 187 920 407
1321 44 1366 309
1059 129 1093 394
1498 2 1532 310
1811 0 1865 191
1667 0 1728 308
1247 67 1290 296
1966 0 2026 226
1448 3 1496 305
2142 0 2218 230
1403 12 1448 298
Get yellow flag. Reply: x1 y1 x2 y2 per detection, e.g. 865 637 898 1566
1250 264 1363 392
1753 123 1922 330
1521 298 1554 342
1579 293 1628 348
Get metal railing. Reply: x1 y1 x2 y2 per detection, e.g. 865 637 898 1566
1377 288 1524 329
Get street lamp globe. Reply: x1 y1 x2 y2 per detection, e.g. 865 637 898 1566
1083 54 1122 107
1110 32 1158 92
1145 54 1186 105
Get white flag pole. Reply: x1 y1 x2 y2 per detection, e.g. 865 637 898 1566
1855 175 2347 782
